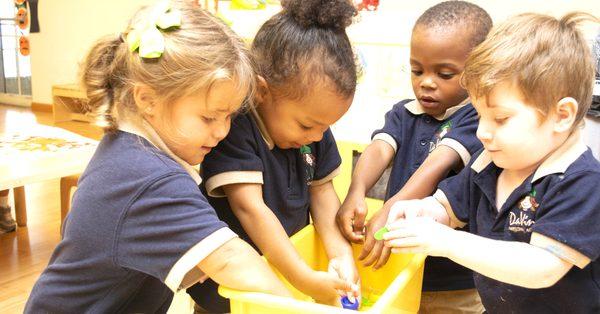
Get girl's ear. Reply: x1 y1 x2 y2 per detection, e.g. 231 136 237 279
133 84 158 117
553 97 578 133
255 75 272 106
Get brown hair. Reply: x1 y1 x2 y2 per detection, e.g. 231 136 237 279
80 0 255 132
251 0 358 101
462 12 599 126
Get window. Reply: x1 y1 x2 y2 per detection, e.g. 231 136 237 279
0 0 32 97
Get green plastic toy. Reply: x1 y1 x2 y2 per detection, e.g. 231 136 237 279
374 227 389 241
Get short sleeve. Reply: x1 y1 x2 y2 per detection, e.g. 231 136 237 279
371 100 411 152
115 173 237 292
312 128 342 186
438 105 482 166
530 171 600 268
436 150 482 227
202 115 264 197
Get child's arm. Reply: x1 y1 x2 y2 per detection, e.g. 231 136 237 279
360 145 461 268
384 217 572 288
336 140 395 242
310 181 360 296
198 237 291 296
223 183 353 305
383 198 573 288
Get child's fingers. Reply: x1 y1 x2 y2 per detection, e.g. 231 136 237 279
362 240 384 267
386 218 413 232
382 224 415 239
388 201 411 222
374 246 392 269
388 200 422 225
358 230 376 260
352 204 368 233
330 276 354 294
351 279 362 298
385 236 421 248
391 247 418 254
338 211 363 243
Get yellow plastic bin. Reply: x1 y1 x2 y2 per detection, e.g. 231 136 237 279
219 224 425 313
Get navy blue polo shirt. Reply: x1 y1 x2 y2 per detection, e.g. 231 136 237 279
187 109 342 312
437 136 600 313
372 98 481 291
26 127 236 313
202 109 342 241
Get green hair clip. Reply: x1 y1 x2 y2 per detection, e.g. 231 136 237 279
126 0 181 59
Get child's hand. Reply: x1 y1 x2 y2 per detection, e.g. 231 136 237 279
299 269 358 307
386 199 426 225
358 208 392 269
383 216 456 257
328 254 361 302
386 197 450 226
336 195 368 243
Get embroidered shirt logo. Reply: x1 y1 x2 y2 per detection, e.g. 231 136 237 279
429 121 452 152
300 145 315 185
509 189 539 233
518 190 539 212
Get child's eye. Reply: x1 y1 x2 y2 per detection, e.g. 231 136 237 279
438 72 455 80
494 117 509 124
411 70 423 76
201 116 216 123
299 123 312 130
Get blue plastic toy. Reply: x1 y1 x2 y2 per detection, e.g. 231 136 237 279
341 296 359 310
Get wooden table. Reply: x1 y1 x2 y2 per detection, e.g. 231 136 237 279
0 124 97 226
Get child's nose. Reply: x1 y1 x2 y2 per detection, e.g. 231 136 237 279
213 122 230 140
420 76 437 90
476 123 493 141
307 130 324 143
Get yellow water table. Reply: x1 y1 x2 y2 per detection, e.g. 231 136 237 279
219 224 425 313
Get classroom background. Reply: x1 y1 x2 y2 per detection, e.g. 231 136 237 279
0 0 598 313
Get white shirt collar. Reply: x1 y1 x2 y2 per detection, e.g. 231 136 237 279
470 130 587 182
250 107 275 150
117 114 202 185
404 98 470 121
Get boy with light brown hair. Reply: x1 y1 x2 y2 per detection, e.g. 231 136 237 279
383 12 600 313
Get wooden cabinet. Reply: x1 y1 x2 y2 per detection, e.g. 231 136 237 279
52 84 93 123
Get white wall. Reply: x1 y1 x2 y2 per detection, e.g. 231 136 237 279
29 0 154 104
29 0 599 143
331 0 600 144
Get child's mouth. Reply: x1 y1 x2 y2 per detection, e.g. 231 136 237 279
419 96 439 107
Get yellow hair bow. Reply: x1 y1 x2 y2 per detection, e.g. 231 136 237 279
127 0 181 59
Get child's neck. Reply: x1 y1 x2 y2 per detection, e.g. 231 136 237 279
496 165 538 210
495 131 575 209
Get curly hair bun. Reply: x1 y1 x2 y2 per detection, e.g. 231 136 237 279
282 0 356 29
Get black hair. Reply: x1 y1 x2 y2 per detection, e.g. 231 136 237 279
414 1 493 48
252 0 358 100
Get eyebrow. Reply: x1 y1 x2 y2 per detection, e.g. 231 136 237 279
436 63 459 69
207 106 236 114
409 59 458 70
307 116 327 127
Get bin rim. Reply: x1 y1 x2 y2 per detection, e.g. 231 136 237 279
218 223 426 313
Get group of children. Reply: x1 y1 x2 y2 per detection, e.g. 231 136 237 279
23 0 599 313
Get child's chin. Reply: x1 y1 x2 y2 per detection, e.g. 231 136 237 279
490 156 511 169
187 154 204 166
